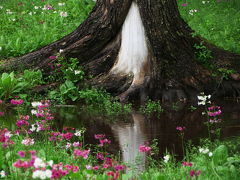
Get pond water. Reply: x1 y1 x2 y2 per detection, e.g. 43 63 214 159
2 99 240 169
53 99 240 167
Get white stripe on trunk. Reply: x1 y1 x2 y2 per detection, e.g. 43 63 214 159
111 2 149 85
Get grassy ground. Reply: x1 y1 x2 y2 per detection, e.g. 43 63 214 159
0 0 95 59
178 0 240 54
0 0 240 60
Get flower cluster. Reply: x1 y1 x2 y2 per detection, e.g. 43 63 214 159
189 9 198 16
207 106 222 123
182 161 193 167
202 1 210 4
163 154 170 163
74 149 90 159
10 99 24 105
13 150 79 179
139 144 151 153
0 128 14 148
197 92 211 106
199 147 213 157
95 134 111 146
190 170 201 177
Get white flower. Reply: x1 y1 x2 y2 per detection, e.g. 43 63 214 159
45 170 52 179
31 102 42 107
36 125 41 132
66 142 72 149
0 47 2 51
198 101 206 106
29 12 32 16
74 70 81 75
0 6 3 9
47 160 54 167
30 124 36 132
34 6 39 9
59 11 68 17
31 109 37 115
208 152 213 157
5 131 12 138
202 148 209 154
59 49 64 53
199 148 204 153
0 170 6 177
6 11 13 14
34 158 46 168
199 147 211 154
197 92 211 106
163 155 170 163
58 3 65 6
32 170 52 179
74 130 81 137
86 165 92 170
12 18 16 21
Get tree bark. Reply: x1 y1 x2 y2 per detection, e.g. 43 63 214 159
3 0 240 101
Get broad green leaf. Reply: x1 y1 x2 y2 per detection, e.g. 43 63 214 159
213 145 228 165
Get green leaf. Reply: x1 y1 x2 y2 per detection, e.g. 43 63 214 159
213 145 228 165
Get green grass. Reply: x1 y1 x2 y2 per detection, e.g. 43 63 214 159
1 0 239 60
178 0 240 54
0 0 95 59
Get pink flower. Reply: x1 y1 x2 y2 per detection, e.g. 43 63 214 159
103 157 113 168
10 99 24 105
73 142 81 147
44 4 54 10
16 120 29 128
99 138 111 146
94 134 105 139
107 171 119 180
74 149 90 159
181 3 188 6
0 112 4 116
18 151 25 157
93 166 99 170
21 138 34 146
61 132 73 140
114 165 125 171
20 115 30 120
182 161 193 167
190 170 201 177
139 144 151 153
85 165 92 170
96 153 104 160
64 165 79 173
176 126 186 131
48 56 57 60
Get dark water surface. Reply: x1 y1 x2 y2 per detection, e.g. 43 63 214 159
53 99 240 164
1 100 240 167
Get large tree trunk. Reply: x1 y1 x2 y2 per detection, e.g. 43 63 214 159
3 0 240 102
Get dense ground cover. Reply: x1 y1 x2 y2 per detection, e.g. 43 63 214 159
178 0 240 54
0 0 95 59
0 0 240 179
0 0 240 60
0 97 240 179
